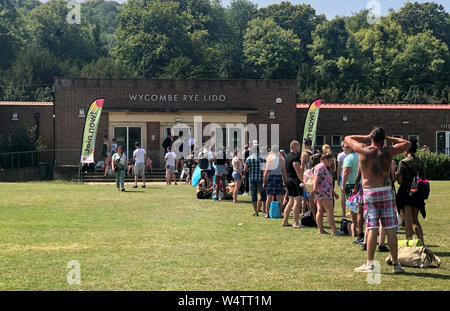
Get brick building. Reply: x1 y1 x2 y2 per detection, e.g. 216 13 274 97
296 103 450 155
54 78 297 168
1 78 449 172
0 101 54 151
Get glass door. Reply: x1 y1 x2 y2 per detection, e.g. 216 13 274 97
113 126 142 160
128 127 142 160
113 127 127 154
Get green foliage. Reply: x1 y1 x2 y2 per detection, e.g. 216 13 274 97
1 48 61 101
0 0 22 71
6 123 46 152
26 0 101 63
391 2 450 46
0 0 449 103
80 57 137 79
243 17 301 79
394 150 450 180
160 56 204 79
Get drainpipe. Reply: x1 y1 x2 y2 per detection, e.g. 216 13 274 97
51 88 56 167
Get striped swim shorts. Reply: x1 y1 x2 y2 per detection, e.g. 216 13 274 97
363 187 398 230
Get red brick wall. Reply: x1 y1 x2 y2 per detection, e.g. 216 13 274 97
296 107 450 152
0 105 54 151
147 121 160 167
54 79 297 166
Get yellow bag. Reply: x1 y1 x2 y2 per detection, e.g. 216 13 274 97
398 239 423 247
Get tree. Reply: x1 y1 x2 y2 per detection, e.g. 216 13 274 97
354 19 407 93
391 2 450 46
1 48 62 101
113 0 193 78
26 0 101 64
392 31 449 93
308 17 363 95
221 0 257 78
80 57 137 79
0 0 22 71
159 56 204 79
7 123 45 152
257 1 325 64
243 17 301 79
343 9 371 33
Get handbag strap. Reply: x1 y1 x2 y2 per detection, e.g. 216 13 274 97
424 248 442 267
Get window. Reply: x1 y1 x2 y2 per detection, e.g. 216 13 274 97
436 131 450 155
408 135 419 145
11 112 18 121
78 107 85 117
332 135 342 147
316 135 325 147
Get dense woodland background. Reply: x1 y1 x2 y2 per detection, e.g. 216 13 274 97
0 0 449 104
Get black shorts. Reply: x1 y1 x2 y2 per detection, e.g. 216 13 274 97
205 169 214 178
286 180 303 197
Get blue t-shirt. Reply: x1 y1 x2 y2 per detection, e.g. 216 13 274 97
342 152 359 185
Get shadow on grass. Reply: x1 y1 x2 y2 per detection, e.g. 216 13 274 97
401 270 450 280
123 190 147 193
434 252 450 257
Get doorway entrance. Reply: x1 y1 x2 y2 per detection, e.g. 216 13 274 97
113 126 143 160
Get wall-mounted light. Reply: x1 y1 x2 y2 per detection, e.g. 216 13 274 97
343 114 348 122
11 112 18 121
78 107 85 117
269 110 275 119
175 118 183 122
402 121 410 125
276 98 282 104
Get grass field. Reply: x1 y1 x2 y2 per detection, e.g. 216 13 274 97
0 181 449 291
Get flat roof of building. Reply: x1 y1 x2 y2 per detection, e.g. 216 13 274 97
296 103 450 110
0 101 53 106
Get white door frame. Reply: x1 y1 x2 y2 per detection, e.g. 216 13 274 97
111 124 144 160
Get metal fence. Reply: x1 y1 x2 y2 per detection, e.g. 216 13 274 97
0 149 79 170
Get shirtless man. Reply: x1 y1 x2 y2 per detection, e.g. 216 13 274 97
345 127 410 274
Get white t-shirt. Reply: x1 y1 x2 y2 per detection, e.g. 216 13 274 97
111 143 118 153
112 152 127 167
133 148 146 164
165 151 176 167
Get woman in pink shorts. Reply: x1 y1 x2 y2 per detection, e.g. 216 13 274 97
312 153 341 235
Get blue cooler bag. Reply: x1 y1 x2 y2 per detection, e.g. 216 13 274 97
269 201 281 218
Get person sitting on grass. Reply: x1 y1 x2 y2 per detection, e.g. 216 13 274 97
311 153 342 236
127 160 134 177
197 175 214 199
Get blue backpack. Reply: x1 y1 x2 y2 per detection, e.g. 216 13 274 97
269 200 281 218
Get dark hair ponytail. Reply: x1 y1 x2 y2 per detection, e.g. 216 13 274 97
408 138 418 156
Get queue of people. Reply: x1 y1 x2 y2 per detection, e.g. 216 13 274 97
191 129 430 274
